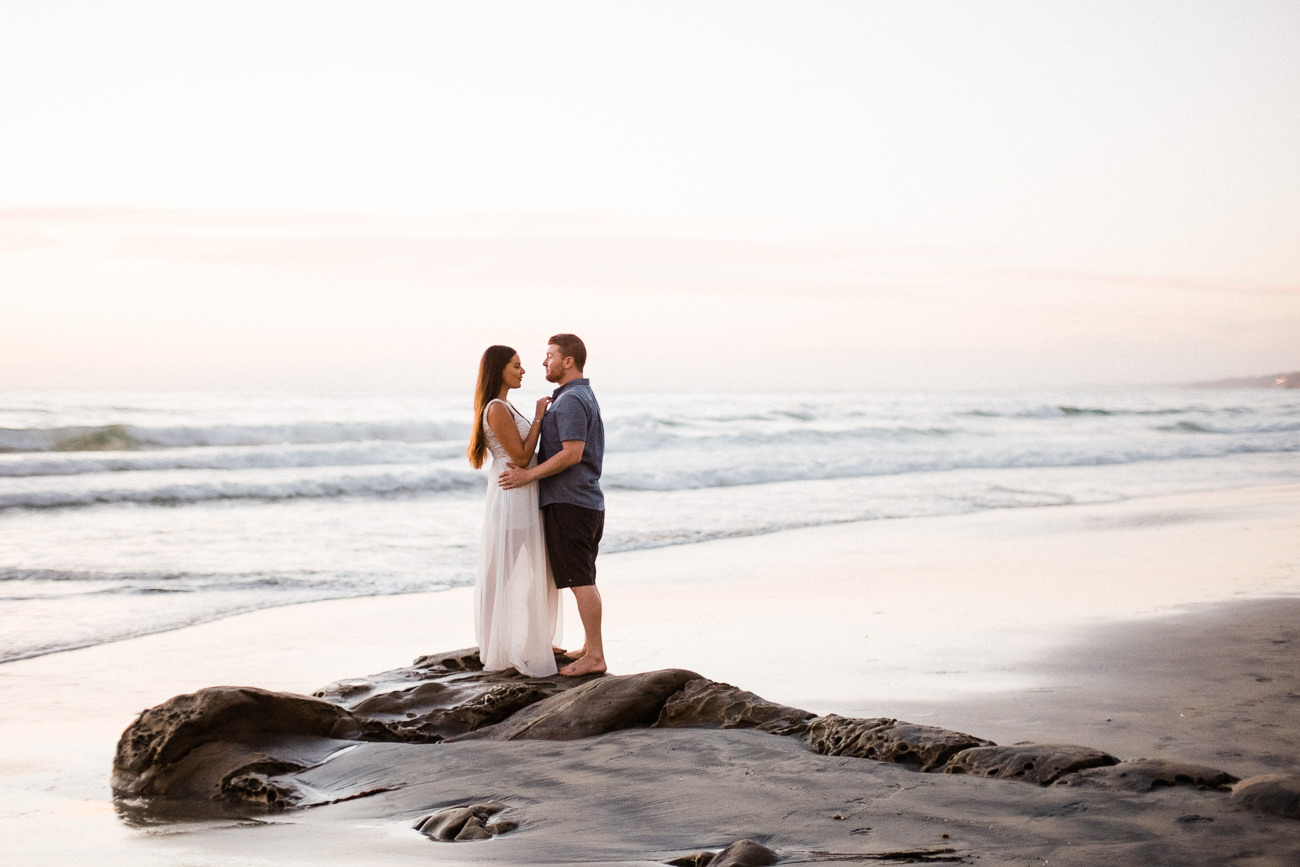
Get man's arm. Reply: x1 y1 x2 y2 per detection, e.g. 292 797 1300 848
499 440 584 489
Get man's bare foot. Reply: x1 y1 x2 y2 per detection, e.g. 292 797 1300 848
565 646 588 661
552 646 569 657
559 655 606 677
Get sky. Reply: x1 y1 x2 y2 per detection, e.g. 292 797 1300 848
2 0 1298 393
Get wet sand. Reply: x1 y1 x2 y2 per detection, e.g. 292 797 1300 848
2 484 1298 864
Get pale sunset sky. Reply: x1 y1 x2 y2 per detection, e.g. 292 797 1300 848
2 1 1298 393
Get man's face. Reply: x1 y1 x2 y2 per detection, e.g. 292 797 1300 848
543 344 569 383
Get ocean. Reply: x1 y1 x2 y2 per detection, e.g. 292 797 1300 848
1 387 1297 664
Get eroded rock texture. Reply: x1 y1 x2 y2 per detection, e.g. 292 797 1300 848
460 668 702 741
943 743 1119 785
655 678 815 735
1057 758 1239 792
112 686 366 805
314 647 571 742
110 646 1292 839
805 713 992 771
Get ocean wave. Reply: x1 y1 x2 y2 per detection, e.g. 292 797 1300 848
606 436 1300 492
0 565 464 663
0 566 449 592
606 422 959 453
3 413 1294 482
0 440 465 478
2 389 1297 511
1157 421 1216 434
0 419 465 454
2 430 1297 508
959 402 1264 420
1152 419 1300 436
0 465 484 510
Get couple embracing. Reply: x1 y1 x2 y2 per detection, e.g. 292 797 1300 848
467 334 606 678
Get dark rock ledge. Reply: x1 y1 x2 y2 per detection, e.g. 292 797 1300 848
112 647 1300 861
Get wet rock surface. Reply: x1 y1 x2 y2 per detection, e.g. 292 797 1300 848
112 685 366 803
460 668 702 741
1231 773 1300 820
111 646 1298 863
1057 757 1239 792
656 678 816 735
313 647 570 742
943 743 1119 785
667 838 780 866
413 802 518 841
806 714 992 771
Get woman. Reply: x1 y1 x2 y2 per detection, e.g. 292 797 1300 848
467 345 561 676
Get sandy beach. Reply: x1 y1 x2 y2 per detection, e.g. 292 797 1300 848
3 483 1299 865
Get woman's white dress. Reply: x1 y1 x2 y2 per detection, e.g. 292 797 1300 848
475 399 561 676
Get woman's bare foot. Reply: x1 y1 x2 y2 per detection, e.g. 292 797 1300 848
565 646 588 661
559 654 606 677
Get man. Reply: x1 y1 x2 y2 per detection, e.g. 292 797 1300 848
498 333 606 676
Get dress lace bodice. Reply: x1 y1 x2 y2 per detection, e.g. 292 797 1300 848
483 399 532 463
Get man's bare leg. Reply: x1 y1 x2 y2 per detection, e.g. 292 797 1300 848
559 585 606 676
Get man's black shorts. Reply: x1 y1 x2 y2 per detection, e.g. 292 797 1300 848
543 502 604 589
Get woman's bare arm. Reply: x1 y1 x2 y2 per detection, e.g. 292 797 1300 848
485 400 546 468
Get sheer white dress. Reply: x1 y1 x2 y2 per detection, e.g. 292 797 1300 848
474 399 561 676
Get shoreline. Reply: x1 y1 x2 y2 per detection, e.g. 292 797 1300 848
7 448 1299 670
2 482 1298 863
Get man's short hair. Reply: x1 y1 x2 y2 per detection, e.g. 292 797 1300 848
548 333 587 372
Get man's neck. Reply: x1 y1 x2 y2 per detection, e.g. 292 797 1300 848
553 372 584 388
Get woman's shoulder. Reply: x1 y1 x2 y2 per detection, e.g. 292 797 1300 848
484 399 521 423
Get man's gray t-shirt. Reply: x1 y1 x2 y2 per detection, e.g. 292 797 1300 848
538 378 604 510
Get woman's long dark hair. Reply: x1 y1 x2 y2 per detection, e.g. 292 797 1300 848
468 345 517 468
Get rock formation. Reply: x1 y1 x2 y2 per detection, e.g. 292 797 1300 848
112 646 1300 862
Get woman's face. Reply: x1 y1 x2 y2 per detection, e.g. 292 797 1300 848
502 354 525 390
